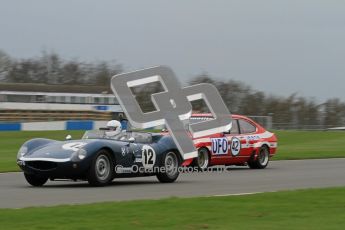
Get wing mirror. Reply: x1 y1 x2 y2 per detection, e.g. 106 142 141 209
66 135 72 140
128 137 135 143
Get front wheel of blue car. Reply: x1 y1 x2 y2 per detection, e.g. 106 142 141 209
156 151 180 183
87 150 114 186
24 173 48 187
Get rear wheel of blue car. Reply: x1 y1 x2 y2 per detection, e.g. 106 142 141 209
156 151 180 183
24 173 48 187
87 150 114 186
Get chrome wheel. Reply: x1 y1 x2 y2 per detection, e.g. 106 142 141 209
248 146 270 169
165 152 178 178
258 148 269 166
95 155 110 181
156 151 180 183
88 150 114 186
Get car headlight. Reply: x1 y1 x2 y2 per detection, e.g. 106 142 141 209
76 148 87 160
70 148 87 162
17 146 28 159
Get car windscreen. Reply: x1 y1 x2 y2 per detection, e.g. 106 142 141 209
82 130 152 144
82 130 106 139
128 132 152 143
109 132 152 143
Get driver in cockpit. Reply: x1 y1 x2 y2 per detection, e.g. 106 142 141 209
105 120 122 138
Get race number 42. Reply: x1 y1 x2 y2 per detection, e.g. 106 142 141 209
230 137 241 156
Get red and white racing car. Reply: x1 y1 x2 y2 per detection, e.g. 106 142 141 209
183 114 277 169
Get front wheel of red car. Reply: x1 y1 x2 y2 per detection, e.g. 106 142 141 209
24 173 48 187
87 150 114 186
248 146 270 169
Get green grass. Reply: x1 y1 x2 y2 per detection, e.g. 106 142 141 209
0 130 84 172
1 130 345 172
0 187 344 229
274 130 345 160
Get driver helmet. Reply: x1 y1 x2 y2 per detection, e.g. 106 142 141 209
105 120 122 137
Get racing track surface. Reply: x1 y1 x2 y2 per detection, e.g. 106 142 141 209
1 158 345 208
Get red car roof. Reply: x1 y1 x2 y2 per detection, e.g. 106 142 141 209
191 113 247 119
191 113 265 131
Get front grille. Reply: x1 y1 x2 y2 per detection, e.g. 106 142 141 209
26 161 58 171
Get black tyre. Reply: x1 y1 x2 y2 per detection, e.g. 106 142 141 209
24 173 48 187
87 150 114 186
192 148 210 170
156 151 180 183
248 146 270 169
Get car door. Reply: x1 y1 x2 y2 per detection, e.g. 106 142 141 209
127 133 157 169
116 141 136 167
129 141 143 165
236 119 258 158
223 119 244 161
222 119 255 163
210 119 243 165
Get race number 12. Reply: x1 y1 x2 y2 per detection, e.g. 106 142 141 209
141 145 156 168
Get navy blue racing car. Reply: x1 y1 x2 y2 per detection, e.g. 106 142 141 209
17 130 182 186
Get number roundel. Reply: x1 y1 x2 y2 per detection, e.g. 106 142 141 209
62 142 86 151
141 145 156 169
230 137 241 156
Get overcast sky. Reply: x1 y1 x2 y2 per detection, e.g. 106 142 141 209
1 0 344 101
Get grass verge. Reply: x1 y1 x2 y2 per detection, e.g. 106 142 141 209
0 187 344 229
274 130 345 160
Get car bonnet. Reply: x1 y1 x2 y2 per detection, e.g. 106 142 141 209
20 140 93 162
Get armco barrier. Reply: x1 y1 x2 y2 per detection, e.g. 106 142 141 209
66 121 93 130
0 123 21 131
0 120 108 131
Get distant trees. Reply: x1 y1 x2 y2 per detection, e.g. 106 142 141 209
1 49 344 129
0 50 11 81
323 99 345 127
188 73 345 129
0 50 122 85
128 71 345 129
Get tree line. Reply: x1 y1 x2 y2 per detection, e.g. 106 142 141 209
188 75 345 129
1 50 344 129
129 73 345 130
0 50 122 85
